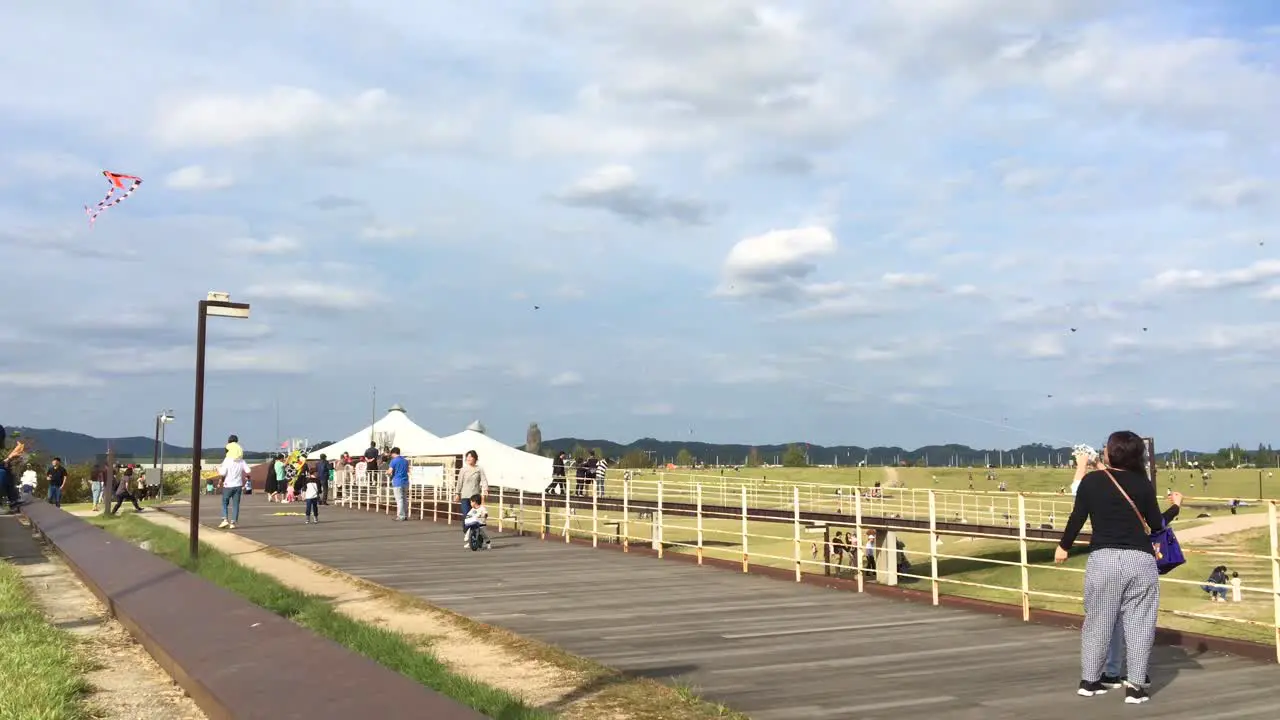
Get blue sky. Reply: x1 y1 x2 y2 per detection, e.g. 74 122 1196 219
2 1 1279 452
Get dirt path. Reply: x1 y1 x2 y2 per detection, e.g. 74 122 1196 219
127 511 591 713
9 517 205 720
1173 511 1273 543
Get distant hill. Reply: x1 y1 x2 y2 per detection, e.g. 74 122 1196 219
5 427 273 464
536 437 1208 466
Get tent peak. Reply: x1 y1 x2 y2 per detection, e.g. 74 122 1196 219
388 403 407 414
466 420 486 434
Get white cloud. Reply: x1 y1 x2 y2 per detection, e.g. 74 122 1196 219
1261 286 1280 301
549 371 583 387
716 226 837 300
1024 333 1067 359
87 346 307 375
1196 178 1270 209
556 164 710 225
1147 260 1280 292
153 87 394 148
431 397 487 412
881 272 936 289
164 165 234 190
633 402 674 416
1145 397 1236 412
360 224 415 243
244 280 381 311
0 371 103 389
228 235 302 256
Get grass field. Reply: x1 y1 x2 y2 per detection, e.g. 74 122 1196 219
0 550 93 720
88 513 553 720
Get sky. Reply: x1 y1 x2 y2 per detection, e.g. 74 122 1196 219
2 1 1279 452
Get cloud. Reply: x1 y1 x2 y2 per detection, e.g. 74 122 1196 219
549 371 583 387
881 272 936 290
360 224 415 243
633 402 674 416
227 235 303 256
1147 260 1280 292
164 165 234 191
1023 333 1067 359
86 346 307 375
244 280 382 311
152 87 394 149
1196 178 1270 209
556 165 710 225
716 226 838 300
0 371 103 389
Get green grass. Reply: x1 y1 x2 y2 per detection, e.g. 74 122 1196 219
88 514 553 720
0 555 93 720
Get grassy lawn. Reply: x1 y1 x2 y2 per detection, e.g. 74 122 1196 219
88 514 553 720
0 555 93 720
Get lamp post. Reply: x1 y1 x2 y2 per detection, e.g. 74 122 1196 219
189 292 250 560
156 411 174 501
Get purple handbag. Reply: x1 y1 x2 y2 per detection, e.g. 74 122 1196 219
1104 468 1185 574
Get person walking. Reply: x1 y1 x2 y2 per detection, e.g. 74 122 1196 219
1057 431 1164 704
217 450 251 529
453 450 488 547
547 451 567 495
387 447 410 521
110 466 144 515
90 461 107 511
45 457 67 508
296 465 321 524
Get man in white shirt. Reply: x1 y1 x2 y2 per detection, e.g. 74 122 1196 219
217 451 251 529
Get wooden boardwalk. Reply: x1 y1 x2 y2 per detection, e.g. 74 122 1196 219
167 498 1280 719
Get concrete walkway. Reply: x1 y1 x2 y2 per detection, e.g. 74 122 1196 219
164 497 1280 719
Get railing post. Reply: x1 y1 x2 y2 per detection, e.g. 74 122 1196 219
591 486 598 548
741 486 749 573
564 483 572 543
1018 494 1030 622
622 475 630 553
1269 500 1280 662
928 490 939 606
517 488 524 532
498 486 505 533
855 491 864 593
540 491 547 540
656 479 664 559
696 483 704 565
793 486 802 582
433 486 439 522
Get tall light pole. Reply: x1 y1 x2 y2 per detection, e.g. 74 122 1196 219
190 292 251 560
156 411 174 501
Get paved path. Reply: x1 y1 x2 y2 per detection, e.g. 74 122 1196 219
1175 511 1273 543
165 498 1280 719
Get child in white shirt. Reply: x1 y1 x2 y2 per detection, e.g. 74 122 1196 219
463 493 491 551
300 468 321 524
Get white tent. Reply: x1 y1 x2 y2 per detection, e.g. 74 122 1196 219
418 420 552 494
306 404 439 460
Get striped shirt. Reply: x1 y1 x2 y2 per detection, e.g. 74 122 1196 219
595 457 608 479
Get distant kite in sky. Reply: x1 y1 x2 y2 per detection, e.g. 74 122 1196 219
85 170 142 227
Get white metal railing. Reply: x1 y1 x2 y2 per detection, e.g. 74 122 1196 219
330 471 1280 659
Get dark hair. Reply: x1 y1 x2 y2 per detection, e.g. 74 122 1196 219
320 453 327 460
1104 430 1146 473
470 493 482 504
228 434 238 443
390 446 401 455
52 457 61 463
465 450 478 462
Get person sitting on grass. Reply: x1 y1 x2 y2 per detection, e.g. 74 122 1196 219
464 493 491 551
1203 566 1230 602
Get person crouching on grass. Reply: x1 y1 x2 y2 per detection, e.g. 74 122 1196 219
464 494 491 551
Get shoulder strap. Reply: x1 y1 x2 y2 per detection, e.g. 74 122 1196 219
1101 467 1151 535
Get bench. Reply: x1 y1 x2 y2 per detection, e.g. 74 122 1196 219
20 501 483 720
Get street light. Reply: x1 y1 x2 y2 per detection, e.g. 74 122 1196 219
189 292 250 560
154 411 174 501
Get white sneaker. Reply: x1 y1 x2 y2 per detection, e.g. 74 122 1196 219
228 523 236 529
218 519 230 529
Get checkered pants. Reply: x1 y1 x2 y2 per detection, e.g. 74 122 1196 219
1082 548 1159 685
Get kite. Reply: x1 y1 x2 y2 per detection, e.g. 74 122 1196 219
85 170 142 227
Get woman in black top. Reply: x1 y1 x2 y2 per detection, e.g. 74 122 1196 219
1055 430 1163 704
